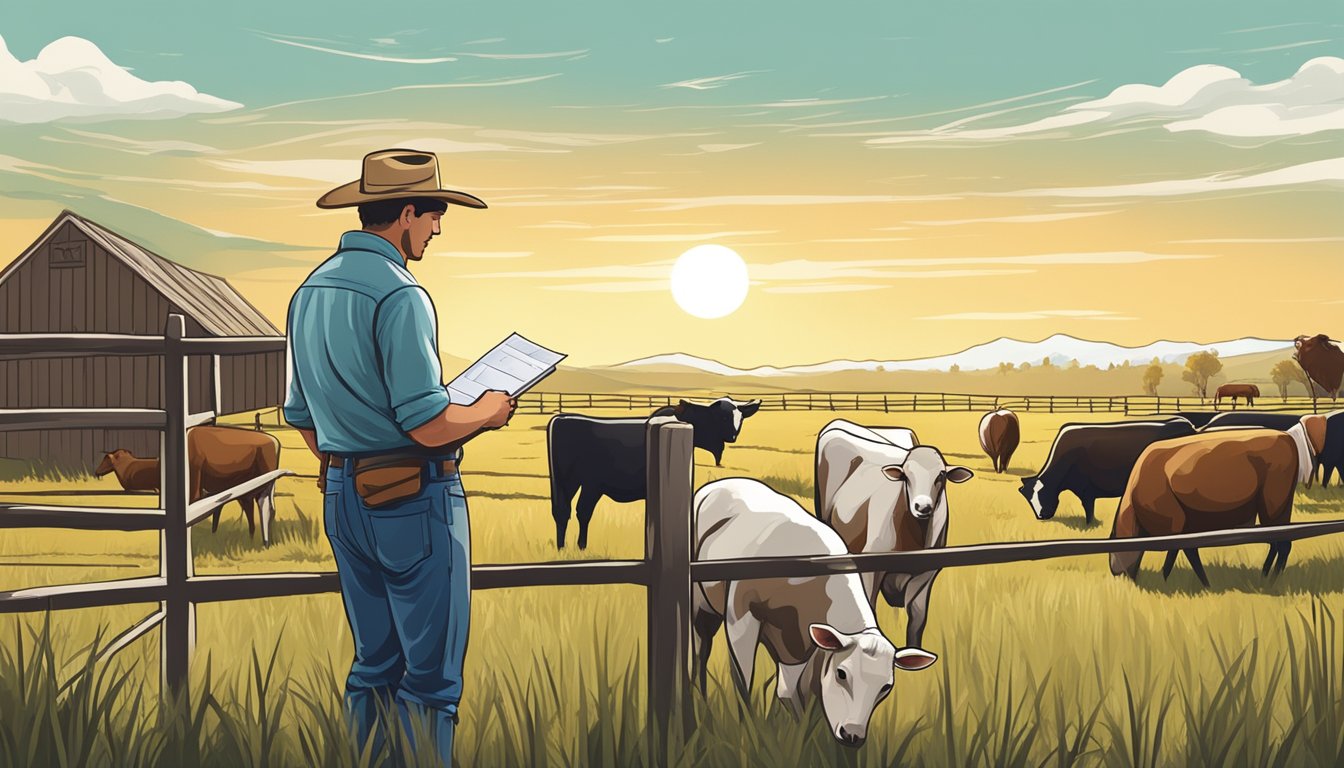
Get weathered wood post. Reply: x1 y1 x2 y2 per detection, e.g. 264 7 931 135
161 314 194 702
646 418 694 761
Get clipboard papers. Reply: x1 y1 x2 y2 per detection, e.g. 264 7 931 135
448 333 566 404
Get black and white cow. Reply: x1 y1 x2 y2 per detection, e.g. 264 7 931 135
546 398 761 549
1019 418 1196 524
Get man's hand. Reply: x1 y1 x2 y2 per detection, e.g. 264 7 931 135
477 390 517 429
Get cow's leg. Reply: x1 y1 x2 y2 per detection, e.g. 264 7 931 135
241 497 256 539
574 487 602 550
551 479 579 550
258 483 277 545
903 571 938 649
1162 550 1179 580
1271 541 1292 578
1183 549 1210 588
775 663 808 718
711 448 723 467
1081 497 1097 525
690 603 722 694
724 594 761 703
1324 462 1338 488
211 508 222 533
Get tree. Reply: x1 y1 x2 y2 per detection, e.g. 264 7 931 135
997 361 1014 376
1181 351 1223 400
1270 359 1308 400
1107 362 1116 371
1019 361 1032 372
949 363 960 374
1068 359 1081 370
1142 363 1164 395
1040 357 1055 369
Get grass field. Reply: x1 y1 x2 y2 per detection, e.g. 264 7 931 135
1 409 1343 766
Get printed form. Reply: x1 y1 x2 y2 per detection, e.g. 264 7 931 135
448 333 566 404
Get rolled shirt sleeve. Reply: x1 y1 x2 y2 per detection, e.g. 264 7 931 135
375 286 453 432
282 302 316 430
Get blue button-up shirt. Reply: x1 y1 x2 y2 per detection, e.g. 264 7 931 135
283 231 452 455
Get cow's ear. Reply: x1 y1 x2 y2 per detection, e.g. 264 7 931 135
894 647 937 671
739 399 761 417
882 465 905 482
809 623 852 651
947 466 974 483
676 399 689 416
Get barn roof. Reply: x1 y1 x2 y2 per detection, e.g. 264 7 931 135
5 210 281 338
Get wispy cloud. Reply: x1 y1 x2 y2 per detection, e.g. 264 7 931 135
44 129 220 157
1003 157 1344 198
643 193 962 211
907 211 1115 226
258 75 562 111
543 281 668 293
582 230 774 243
0 35 240 123
920 310 1134 321
453 49 589 60
475 128 711 147
438 251 533 259
1238 39 1332 53
1171 236 1344 244
763 283 886 294
260 34 459 63
661 71 765 90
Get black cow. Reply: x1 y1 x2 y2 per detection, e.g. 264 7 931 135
1318 410 1344 487
546 398 761 549
1164 411 1220 429
1201 411 1304 432
1019 418 1196 524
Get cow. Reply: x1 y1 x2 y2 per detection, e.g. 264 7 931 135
1166 412 1219 430
1019 418 1196 524
1317 410 1344 487
1202 412 1303 432
978 408 1020 473
649 397 761 466
814 419 972 650
1294 334 1344 410
546 398 760 550
94 426 283 544
1215 383 1260 407
1109 415 1328 587
691 477 937 747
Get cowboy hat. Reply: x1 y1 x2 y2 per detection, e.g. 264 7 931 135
316 148 487 209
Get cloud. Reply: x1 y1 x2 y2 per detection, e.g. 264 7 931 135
867 57 1344 142
581 230 774 243
1171 236 1344 244
543 281 669 293
438 251 533 259
260 34 458 63
45 128 221 156
907 211 1116 226
763 284 886 294
0 35 240 123
1005 157 1344 198
643 193 962 211
920 310 1134 321
661 71 765 90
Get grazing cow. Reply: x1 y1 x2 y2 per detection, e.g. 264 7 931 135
649 397 761 466
1294 334 1344 409
1215 383 1260 407
814 420 972 649
95 426 283 544
1019 419 1196 524
692 478 937 747
978 408 1020 473
546 399 760 549
1109 415 1327 586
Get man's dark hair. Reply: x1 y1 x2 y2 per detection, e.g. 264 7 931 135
358 197 449 228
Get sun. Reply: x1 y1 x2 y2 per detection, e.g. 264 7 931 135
670 244 750 319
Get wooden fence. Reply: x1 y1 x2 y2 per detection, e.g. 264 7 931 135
3 320 1344 758
523 390 1334 416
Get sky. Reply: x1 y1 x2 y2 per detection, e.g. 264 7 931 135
1 1 1342 367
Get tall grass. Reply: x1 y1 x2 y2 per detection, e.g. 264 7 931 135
1 599 1341 766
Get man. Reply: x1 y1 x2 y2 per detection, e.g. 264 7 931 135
283 148 515 765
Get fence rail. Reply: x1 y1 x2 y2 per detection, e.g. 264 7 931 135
521 391 1334 415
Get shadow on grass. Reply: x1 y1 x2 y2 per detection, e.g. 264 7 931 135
1048 516 1106 533
1131 553 1344 597
191 500 324 560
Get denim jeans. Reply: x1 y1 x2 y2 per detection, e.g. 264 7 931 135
324 459 471 766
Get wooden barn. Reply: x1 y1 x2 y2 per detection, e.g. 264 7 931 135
0 210 284 472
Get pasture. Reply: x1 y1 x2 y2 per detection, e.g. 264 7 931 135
2 408 1343 766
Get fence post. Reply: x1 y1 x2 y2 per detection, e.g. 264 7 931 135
883 394 889 413
646 419 694 758
161 314 194 703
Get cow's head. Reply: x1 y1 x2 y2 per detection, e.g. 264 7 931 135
809 623 935 748
674 397 761 447
94 449 129 477
881 446 972 520
1018 476 1060 520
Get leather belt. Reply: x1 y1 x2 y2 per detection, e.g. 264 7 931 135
326 454 458 476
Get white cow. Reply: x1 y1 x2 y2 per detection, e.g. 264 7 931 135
691 477 937 747
814 419 972 649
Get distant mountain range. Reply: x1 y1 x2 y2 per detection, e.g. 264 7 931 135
606 334 1293 377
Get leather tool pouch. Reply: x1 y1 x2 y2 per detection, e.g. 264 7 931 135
352 457 425 508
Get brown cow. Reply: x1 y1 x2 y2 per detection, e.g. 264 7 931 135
95 426 283 544
1214 383 1259 407
1294 334 1344 410
977 408 1020 473
1109 414 1327 587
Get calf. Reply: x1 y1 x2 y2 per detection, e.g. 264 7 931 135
692 477 936 747
546 398 760 549
95 426 283 544
1109 415 1327 586
649 397 761 466
1019 419 1196 524
815 419 972 649
978 408 1020 473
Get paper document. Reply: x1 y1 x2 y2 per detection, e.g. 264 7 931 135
448 333 566 404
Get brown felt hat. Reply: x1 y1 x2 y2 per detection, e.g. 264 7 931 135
316 149 487 210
